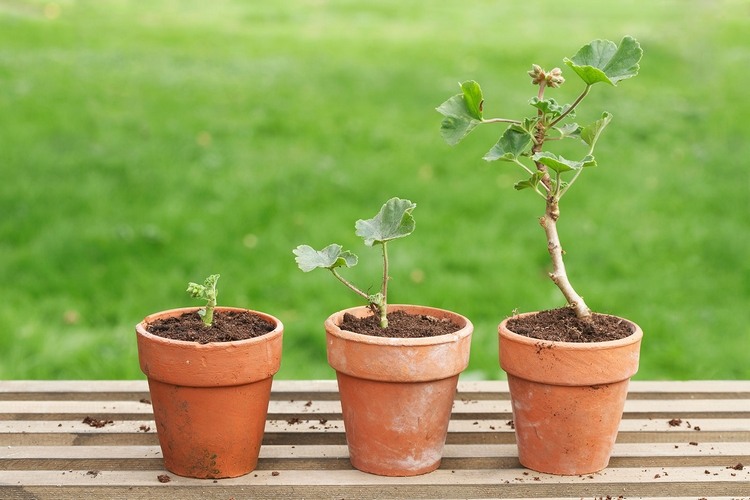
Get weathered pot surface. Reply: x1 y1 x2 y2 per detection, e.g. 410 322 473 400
326 304 473 476
499 311 643 475
136 306 283 479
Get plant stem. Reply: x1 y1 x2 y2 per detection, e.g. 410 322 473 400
203 301 215 327
533 81 591 319
379 242 390 328
540 204 591 318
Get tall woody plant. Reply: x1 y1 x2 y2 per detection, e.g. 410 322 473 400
437 37 642 320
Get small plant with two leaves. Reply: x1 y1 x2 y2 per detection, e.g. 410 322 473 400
293 197 416 328
437 36 642 323
186 274 220 327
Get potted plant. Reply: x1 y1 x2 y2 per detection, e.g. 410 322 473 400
135 274 283 479
436 37 644 475
293 197 474 476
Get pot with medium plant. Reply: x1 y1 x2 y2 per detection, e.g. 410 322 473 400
293 197 473 477
437 37 644 475
135 274 283 479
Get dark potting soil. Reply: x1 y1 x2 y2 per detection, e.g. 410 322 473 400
146 310 275 344
506 307 634 343
339 310 461 338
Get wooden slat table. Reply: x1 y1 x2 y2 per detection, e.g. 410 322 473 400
1 380 749 499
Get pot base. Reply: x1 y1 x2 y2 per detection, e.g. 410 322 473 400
337 373 456 476
508 375 629 475
149 378 272 479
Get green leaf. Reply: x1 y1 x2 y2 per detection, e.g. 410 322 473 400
563 36 642 86
514 171 545 191
436 81 485 146
556 122 582 139
529 97 564 116
533 152 597 173
293 244 358 272
355 197 416 246
581 112 612 148
483 126 532 162
460 80 483 120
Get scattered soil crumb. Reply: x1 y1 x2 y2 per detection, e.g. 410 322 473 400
286 417 301 425
730 463 744 470
82 416 114 428
86 470 100 478
694 426 701 431
689 441 699 446
139 425 151 432
304 401 312 407
139 398 151 405
667 418 682 427
271 471 280 476
157 474 171 483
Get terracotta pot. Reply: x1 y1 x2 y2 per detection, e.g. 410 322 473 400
326 304 473 476
498 312 643 475
136 306 283 479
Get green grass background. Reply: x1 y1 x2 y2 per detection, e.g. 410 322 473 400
1 0 748 381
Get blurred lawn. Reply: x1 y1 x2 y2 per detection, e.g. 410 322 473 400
0 0 748 381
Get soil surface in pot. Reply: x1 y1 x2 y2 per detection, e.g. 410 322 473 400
146 310 275 343
339 310 461 338
506 307 632 343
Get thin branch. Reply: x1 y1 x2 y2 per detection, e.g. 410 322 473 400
330 269 369 300
549 84 591 128
559 167 584 199
481 117 522 125
380 242 389 303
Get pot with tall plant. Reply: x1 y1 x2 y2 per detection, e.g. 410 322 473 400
437 37 644 475
135 275 283 479
293 197 473 476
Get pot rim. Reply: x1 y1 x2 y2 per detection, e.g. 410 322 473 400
325 304 473 347
136 306 284 348
499 310 643 351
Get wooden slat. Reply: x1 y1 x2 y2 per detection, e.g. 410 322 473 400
2 379 750 399
1 467 749 498
1 380 748 499
3 397 750 422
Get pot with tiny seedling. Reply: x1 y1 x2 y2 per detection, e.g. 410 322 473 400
294 198 473 476
135 275 283 479
437 37 645 475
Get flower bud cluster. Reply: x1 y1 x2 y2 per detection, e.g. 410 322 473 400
528 64 565 88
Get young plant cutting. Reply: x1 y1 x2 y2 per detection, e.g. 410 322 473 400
135 276 283 479
293 197 474 476
437 37 645 475
294 197 457 336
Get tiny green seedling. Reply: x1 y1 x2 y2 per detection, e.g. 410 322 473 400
186 274 220 327
437 37 642 320
293 197 416 328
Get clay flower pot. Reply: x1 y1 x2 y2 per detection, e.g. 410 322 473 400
498 312 643 475
325 304 473 476
136 306 283 479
